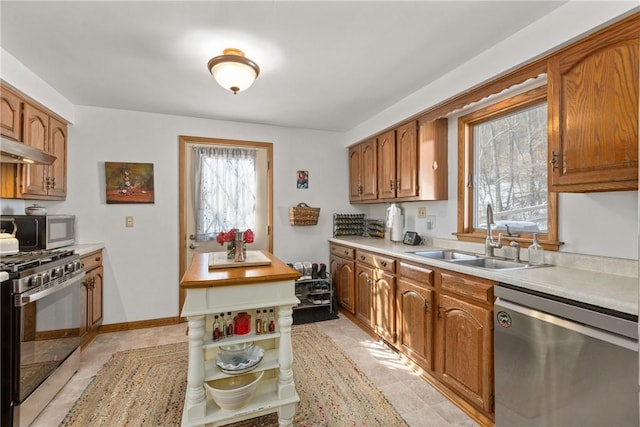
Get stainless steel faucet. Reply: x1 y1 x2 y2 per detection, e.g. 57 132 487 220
510 240 521 262
485 204 502 257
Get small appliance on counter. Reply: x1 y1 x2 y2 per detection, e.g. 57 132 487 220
385 203 404 242
0 214 75 250
402 231 422 245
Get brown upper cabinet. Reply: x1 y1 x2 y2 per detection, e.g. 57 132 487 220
349 138 378 202
349 118 448 203
1 86 22 141
19 103 67 199
378 122 421 200
548 17 639 192
0 82 68 201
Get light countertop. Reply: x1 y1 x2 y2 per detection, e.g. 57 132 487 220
329 236 639 317
70 243 105 257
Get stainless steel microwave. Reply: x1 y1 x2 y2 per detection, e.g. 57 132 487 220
0 215 75 250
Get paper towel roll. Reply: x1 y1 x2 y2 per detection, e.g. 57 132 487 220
391 215 404 242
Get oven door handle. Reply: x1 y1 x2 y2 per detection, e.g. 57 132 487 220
19 272 86 306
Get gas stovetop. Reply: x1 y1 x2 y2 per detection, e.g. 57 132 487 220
0 249 77 274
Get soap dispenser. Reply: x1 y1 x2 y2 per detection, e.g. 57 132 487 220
528 233 544 266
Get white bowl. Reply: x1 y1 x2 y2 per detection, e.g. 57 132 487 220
216 345 264 374
25 204 47 215
204 370 264 411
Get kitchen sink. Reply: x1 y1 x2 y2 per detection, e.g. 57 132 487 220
407 249 548 271
449 257 530 270
407 249 479 260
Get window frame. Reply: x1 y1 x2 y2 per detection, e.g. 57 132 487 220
456 85 560 250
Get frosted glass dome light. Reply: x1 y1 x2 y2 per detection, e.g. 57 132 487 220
207 48 260 94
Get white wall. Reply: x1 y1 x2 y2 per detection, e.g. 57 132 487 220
1 106 351 324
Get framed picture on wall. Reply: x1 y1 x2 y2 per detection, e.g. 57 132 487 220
297 170 308 189
105 162 155 204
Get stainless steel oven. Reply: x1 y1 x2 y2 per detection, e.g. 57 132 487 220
1 249 85 427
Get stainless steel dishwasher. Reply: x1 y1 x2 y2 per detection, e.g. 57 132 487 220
494 283 639 427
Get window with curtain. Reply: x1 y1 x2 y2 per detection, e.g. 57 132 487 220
193 146 257 241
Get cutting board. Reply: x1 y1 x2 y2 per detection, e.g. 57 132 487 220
208 250 272 269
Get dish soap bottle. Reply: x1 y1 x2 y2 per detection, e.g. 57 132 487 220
528 233 544 266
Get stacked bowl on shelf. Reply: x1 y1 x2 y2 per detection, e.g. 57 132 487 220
205 342 265 410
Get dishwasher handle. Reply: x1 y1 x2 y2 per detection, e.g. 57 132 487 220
495 297 638 352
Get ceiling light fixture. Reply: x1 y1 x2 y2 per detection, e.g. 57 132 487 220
207 48 260 94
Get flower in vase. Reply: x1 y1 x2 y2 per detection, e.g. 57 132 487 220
215 229 254 245
216 229 254 260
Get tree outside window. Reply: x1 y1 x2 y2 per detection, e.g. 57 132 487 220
458 85 558 247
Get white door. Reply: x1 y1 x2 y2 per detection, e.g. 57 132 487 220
179 136 273 308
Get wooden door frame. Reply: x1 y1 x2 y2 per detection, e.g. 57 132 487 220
178 135 274 311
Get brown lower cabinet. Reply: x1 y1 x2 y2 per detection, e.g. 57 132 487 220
355 263 375 330
80 249 104 347
397 261 435 371
332 243 496 423
330 243 355 314
436 271 494 414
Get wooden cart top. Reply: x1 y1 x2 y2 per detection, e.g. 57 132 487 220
180 250 301 289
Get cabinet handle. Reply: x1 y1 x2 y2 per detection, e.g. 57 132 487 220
389 179 394 190
380 261 387 267
424 300 429 313
437 305 443 319
551 151 560 171
360 255 366 261
432 161 438 170
50 177 56 189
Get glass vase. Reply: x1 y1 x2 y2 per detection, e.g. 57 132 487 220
226 242 236 260
226 241 247 261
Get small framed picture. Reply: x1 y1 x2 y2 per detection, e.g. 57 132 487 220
296 170 308 189
105 162 155 204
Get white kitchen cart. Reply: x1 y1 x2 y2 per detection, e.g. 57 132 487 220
180 251 301 427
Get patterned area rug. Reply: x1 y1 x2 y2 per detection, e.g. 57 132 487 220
60 324 408 426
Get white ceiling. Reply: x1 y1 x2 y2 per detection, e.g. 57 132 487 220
0 1 568 132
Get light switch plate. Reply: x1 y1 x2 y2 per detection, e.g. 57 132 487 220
125 216 134 227
417 207 427 219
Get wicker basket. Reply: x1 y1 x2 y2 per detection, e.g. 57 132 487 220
289 203 320 226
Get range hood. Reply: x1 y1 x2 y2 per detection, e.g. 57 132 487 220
0 137 56 165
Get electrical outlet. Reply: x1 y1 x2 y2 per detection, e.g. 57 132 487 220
426 215 436 230
417 207 427 219
125 216 134 228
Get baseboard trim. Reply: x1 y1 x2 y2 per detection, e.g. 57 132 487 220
98 316 183 334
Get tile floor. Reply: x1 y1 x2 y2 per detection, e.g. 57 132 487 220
32 314 478 427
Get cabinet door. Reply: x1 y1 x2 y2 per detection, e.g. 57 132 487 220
436 293 493 413
397 279 434 371
360 139 378 201
395 122 418 199
417 117 448 200
377 130 396 200
348 145 362 202
333 258 355 314
89 266 104 326
548 26 639 192
47 117 67 198
21 103 49 196
1 86 22 140
355 264 374 330
374 270 395 344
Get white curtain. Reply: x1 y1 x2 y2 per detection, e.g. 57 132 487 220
193 146 257 241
